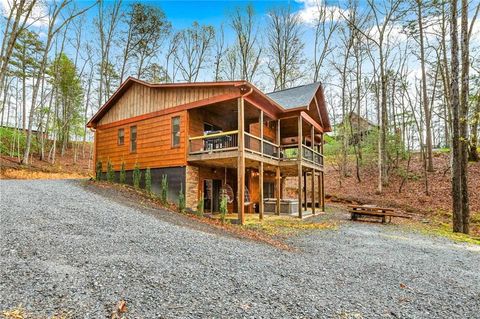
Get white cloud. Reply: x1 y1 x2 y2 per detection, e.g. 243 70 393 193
295 0 347 25
366 21 409 45
0 0 49 28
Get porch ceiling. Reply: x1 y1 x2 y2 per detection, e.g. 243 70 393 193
197 99 275 126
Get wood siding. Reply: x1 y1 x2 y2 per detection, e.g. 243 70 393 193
249 122 276 141
96 110 187 171
98 83 239 126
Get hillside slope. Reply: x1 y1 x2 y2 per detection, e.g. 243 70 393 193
325 152 479 236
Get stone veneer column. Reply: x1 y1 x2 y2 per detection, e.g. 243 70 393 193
185 165 199 211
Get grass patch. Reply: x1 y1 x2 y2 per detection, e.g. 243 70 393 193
413 223 480 246
221 214 337 237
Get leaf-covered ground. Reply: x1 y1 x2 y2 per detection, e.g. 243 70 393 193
325 152 480 237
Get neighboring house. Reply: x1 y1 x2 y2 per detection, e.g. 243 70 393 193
87 78 331 224
337 111 377 145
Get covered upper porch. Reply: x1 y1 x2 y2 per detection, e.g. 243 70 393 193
187 97 324 170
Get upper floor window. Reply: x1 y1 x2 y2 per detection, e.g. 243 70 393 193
130 126 137 153
118 128 125 145
172 116 180 147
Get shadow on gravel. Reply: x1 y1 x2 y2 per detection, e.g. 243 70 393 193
79 180 293 250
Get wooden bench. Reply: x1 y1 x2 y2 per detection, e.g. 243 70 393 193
348 205 411 223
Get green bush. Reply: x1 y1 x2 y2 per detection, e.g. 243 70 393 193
133 163 141 189
145 167 152 193
119 162 126 184
106 160 115 182
178 183 186 213
95 161 103 180
196 191 204 217
219 189 228 223
160 174 168 204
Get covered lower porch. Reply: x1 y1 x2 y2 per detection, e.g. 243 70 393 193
186 155 325 224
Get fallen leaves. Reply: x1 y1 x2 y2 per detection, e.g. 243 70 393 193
325 152 480 237
111 300 128 319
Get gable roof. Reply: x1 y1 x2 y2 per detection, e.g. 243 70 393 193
86 77 263 127
266 82 322 109
87 77 331 132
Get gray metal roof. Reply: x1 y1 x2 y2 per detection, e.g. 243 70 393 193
266 82 321 109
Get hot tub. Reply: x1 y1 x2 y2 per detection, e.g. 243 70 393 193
263 198 299 215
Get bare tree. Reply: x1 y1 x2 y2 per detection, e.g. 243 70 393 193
344 0 405 193
22 0 96 164
450 0 471 234
96 0 122 108
416 0 434 172
0 0 38 94
266 6 305 90
230 4 262 82
213 24 226 81
174 22 215 82
312 0 340 82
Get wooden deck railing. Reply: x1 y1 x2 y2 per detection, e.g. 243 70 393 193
302 145 324 166
188 131 323 167
188 130 239 154
244 132 280 159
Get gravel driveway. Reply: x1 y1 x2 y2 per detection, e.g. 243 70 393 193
1 179 479 318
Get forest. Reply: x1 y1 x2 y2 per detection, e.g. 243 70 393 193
0 0 479 235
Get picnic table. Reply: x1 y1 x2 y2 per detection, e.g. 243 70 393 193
348 204 411 223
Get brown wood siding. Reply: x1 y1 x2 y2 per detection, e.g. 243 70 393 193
249 122 276 141
98 83 238 126
96 110 187 171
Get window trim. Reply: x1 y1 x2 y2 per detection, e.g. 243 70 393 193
117 128 125 146
130 125 137 153
171 116 181 148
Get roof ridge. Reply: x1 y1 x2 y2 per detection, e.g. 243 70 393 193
266 82 321 95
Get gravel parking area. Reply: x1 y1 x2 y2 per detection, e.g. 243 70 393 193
1 179 479 318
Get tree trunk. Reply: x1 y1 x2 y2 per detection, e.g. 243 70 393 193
450 0 463 233
417 0 434 171
459 0 470 234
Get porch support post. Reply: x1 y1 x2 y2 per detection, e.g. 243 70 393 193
303 171 307 211
311 125 315 150
275 166 281 215
298 115 303 218
275 118 281 216
318 173 322 211
321 171 325 212
321 132 324 164
277 119 281 146
237 97 245 225
259 162 264 220
320 132 325 212
259 110 264 220
311 170 316 214
260 110 264 154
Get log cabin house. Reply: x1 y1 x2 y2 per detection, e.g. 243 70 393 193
87 77 331 224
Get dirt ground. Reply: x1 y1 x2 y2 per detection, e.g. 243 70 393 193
324 152 480 237
0 147 92 179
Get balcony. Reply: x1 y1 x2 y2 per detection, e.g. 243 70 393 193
188 131 323 169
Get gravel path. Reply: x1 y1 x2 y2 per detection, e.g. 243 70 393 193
1 179 479 318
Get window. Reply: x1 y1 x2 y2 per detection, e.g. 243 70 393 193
130 126 137 152
118 128 125 145
263 182 275 199
172 116 181 147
